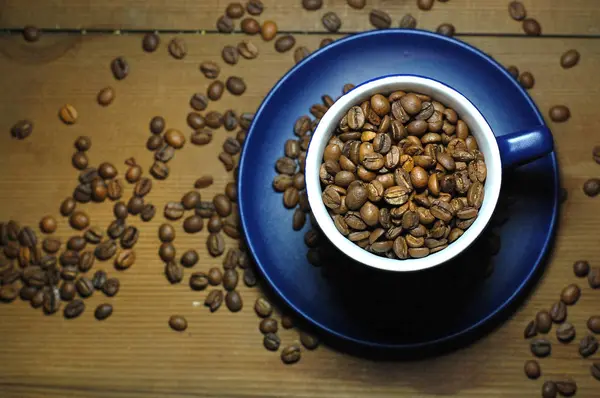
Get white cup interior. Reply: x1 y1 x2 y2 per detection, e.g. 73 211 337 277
305 75 502 272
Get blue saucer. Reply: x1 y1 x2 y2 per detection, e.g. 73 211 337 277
239 30 559 353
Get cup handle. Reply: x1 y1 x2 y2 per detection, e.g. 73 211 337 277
496 125 554 168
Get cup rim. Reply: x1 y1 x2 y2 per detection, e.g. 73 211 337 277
305 74 503 272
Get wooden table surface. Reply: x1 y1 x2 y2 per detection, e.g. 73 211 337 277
1 1 599 397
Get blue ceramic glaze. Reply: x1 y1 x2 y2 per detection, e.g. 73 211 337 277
238 30 559 353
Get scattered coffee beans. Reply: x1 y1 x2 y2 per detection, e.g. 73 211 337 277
579 334 598 357
556 322 576 343
322 12 341 32
95 303 113 320
39 216 57 234
205 289 224 312
417 0 434 11
226 76 246 95
275 35 296 53
369 9 391 29
241 17 261 35
22 25 41 42
583 178 600 197
64 299 85 319
561 284 581 305
281 344 301 364
300 332 320 350
259 318 278 334
560 49 580 69
555 380 577 397
541 381 557 398
225 290 243 312
302 0 322 10
530 338 551 357
399 14 417 29
536 310 552 333
226 2 244 18
246 0 263 15
436 23 455 37
549 301 567 323
347 0 366 9
573 260 590 277
264 332 281 351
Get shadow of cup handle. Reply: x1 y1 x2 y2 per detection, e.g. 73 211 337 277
497 125 554 168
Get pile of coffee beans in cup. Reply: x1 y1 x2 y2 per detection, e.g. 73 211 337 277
319 91 486 259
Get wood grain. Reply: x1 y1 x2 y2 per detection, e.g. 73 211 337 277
1 30 600 398
0 0 599 35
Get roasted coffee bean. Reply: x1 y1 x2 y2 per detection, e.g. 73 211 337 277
134 178 152 197
183 215 204 234
142 32 160 52
214 194 232 217
238 40 259 59
550 301 567 323
190 272 208 290
169 315 187 331
42 238 61 254
300 332 320 350
147 135 164 151
97 86 115 106
246 0 263 15
125 164 142 183
417 0 434 10
254 297 273 318
226 2 245 18
263 332 281 351
64 299 85 319
196 201 216 218
226 76 246 95
17 227 37 248
322 12 341 32
112 202 127 221
561 284 580 305
187 113 206 131
91 179 108 202
207 267 223 286
243 267 257 287
92 270 107 289
78 251 95 272
95 240 117 261
165 261 184 284
158 224 176 243
73 183 92 203
536 310 552 333
150 161 169 180
222 45 239 65
59 198 76 217
205 289 224 312
217 15 234 33
168 37 187 59
181 191 201 210
560 49 580 69
302 0 322 10
200 61 220 79
154 145 175 163
370 9 391 29
205 111 224 129
523 360 540 379
159 243 176 263
95 303 113 320
20 285 38 301
191 130 212 146
107 219 126 240
399 14 417 29
0 284 19 302
507 65 520 79
102 277 120 297
294 46 310 64
110 56 129 80
281 315 294 329
10 119 33 140
223 110 238 131
556 322 576 343
22 25 41 42
583 178 600 197
150 116 165 134
518 71 535 89
275 35 296 53
190 93 209 111
75 277 94 298
107 179 123 200
523 18 541 36
262 20 278 41
38 216 57 235
541 381 557 398
508 1 526 21
530 338 551 357
436 23 455 37
592 362 600 381
225 290 243 312
164 202 185 220
281 345 301 364
58 104 78 124
225 182 238 202
207 234 225 257
59 281 76 301
127 196 144 215
579 335 598 357
207 215 223 233
555 380 577 397
115 249 135 270
207 80 225 101
223 269 239 291
260 318 278 334
241 18 260 35
588 316 600 333
549 105 570 122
